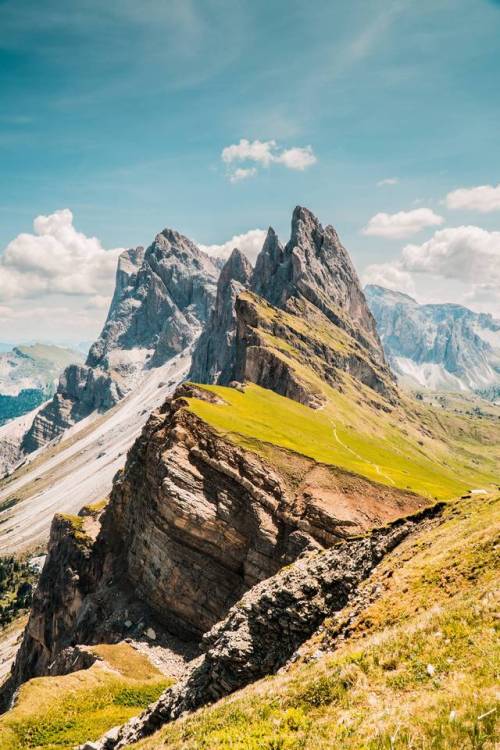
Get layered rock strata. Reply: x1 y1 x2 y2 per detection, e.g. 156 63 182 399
91 503 444 749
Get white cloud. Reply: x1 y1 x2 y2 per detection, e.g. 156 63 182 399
401 226 500 285
199 228 267 264
0 208 123 302
221 138 317 182
445 184 500 213
229 167 257 183
222 139 276 167
274 146 317 170
377 177 399 187
363 262 416 296
362 208 444 239
363 224 500 316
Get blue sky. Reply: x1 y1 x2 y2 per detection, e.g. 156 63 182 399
0 0 499 342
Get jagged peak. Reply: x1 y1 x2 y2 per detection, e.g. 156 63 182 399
147 226 219 273
219 247 253 287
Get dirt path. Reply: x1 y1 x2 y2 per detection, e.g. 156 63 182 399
329 419 396 486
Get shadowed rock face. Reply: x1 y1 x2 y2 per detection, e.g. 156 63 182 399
190 248 253 384
91 504 444 749
22 230 219 453
190 207 396 405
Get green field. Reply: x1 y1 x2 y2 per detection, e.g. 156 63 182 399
0 644 172 750
187 381 499 500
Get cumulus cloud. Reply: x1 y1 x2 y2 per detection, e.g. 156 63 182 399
401 226 500 284
229 167 257 183
363 262 416 296
221 138 317 182
377 177 399 187
0 209 124 302
362 208 444 239
445 184 500 213
363 225 500 316
199 228 267 264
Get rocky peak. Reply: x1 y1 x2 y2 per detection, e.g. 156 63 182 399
219 247 253 288
190 206 395 405
365 284 500 394
251 227 285 302
189 248 252 384
22 226 219 453
252 206 381 352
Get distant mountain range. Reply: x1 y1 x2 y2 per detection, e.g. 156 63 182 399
365 285 500 398
0 344 83 426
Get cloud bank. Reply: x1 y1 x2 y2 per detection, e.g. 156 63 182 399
363 225 500 315
199 228 267 264
0 209 123 302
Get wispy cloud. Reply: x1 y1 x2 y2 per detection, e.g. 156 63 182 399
377 177 399 187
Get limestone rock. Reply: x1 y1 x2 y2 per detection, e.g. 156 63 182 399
22 229 219 452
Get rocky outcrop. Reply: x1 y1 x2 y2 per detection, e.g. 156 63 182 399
190 249 252 384
190 207 396 406
22 365 123 452
90 503 444 749
365 284 500 394
4 384 425 704
22 230 219 452
254 207 384 357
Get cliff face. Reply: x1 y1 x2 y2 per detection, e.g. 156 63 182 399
93 503 444 750
191 207 396 406
5 383 424 702
22 231 219 453
190 249 253 385
365 284 500 394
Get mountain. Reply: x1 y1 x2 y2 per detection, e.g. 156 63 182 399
0 344 83 426
21 230 219 454
365 285 500 396
1 208 498 750
191 206 395 407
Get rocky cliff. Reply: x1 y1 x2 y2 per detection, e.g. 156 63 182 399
91 502 443 749
4 383 425 704
365 284 500 395
191 207 396 406
22 231 219 453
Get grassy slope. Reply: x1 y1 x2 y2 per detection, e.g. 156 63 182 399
185 293 498 501
0 644 173 750
132 493 499 750
188 381 499 500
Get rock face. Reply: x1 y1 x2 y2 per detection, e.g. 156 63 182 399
91 504 443 749
365 285 500 395
4 383 424 703
190 248 253 384
22 231 219 452
191 207 396 406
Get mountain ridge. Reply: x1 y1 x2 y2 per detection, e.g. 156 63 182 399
365 284 500 395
